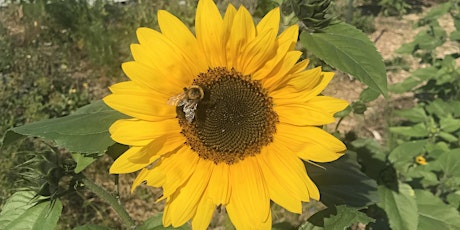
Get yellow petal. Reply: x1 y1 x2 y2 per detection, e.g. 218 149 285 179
270 59 310 91
303 167 320 200
153 148 200 197
240 28 277 76
133 28 195 82
226 6 256 70
196 0 225 67
226 157 270 229
207 162 231 205
258 148 304 213
262 50 302 88
276 124 346 162
108 81 146 94
128 133 184 164
271 70 334 104
191 197 215 230
104 93 175 122
167 159 214 227
275 96 348 126
109 147 145 174
109 119 180 146
256 7 280 35
158 10 207 73
221 4 237 60
121 61 188 100
253 25 298 81
131 168 156 193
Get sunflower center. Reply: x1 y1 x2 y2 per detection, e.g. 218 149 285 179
176 67 278 164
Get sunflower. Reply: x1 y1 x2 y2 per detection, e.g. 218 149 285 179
103 0 348 229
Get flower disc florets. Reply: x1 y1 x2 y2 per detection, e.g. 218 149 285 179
177 67 278 164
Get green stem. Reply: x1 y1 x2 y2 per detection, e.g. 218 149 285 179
80 175 136 229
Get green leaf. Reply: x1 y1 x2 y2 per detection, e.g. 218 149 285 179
71 153 99 173
0 191 62 230
397 21 447 53
436 148 460 177
359 87 380 103
73 224 111 230
8 100 128 154
300 22 387 96
389 123 429 137
415 190 460 230
426 99 448 116
334 105 352 118
446 191 460 210
438 131 459 142
70 143 128 173
376 184 418 230
388 77 421 93
451 30 460 42
137 212 190 230
323 205 374 229
0 130 25 151
440 116 460 133
307 152 379 208
418 2 452 25
411 66 439 81
406 167 439 187
305 205 374 229
351 138 387 181
388 140 427 171
393 107 427 123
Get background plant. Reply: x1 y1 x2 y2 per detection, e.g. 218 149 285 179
1 0 460 229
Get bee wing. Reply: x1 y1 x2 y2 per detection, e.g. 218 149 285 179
167 93 186 106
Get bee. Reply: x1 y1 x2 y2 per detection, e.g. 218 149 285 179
167 85 204 123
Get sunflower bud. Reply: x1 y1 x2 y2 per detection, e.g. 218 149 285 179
282 0 335 30
16 150 76 199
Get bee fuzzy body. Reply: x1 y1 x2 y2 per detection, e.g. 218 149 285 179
168 85 204 123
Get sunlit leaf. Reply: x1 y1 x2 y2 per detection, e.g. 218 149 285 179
388 77 421 93
300 22 387 96
438 131 458 142
305 205 374 229
377 184 418 230
446 191 460 210
418 2 452 25
436 148 460 177
393 107 428 123
0 191 62 230
415 190 460 230
307 152 378 208
440 116 460 133
389 123 429 137
388 140 427 172
7 100 128 154
397 21 446 53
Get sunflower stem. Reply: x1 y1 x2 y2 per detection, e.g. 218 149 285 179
81 175 136 229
